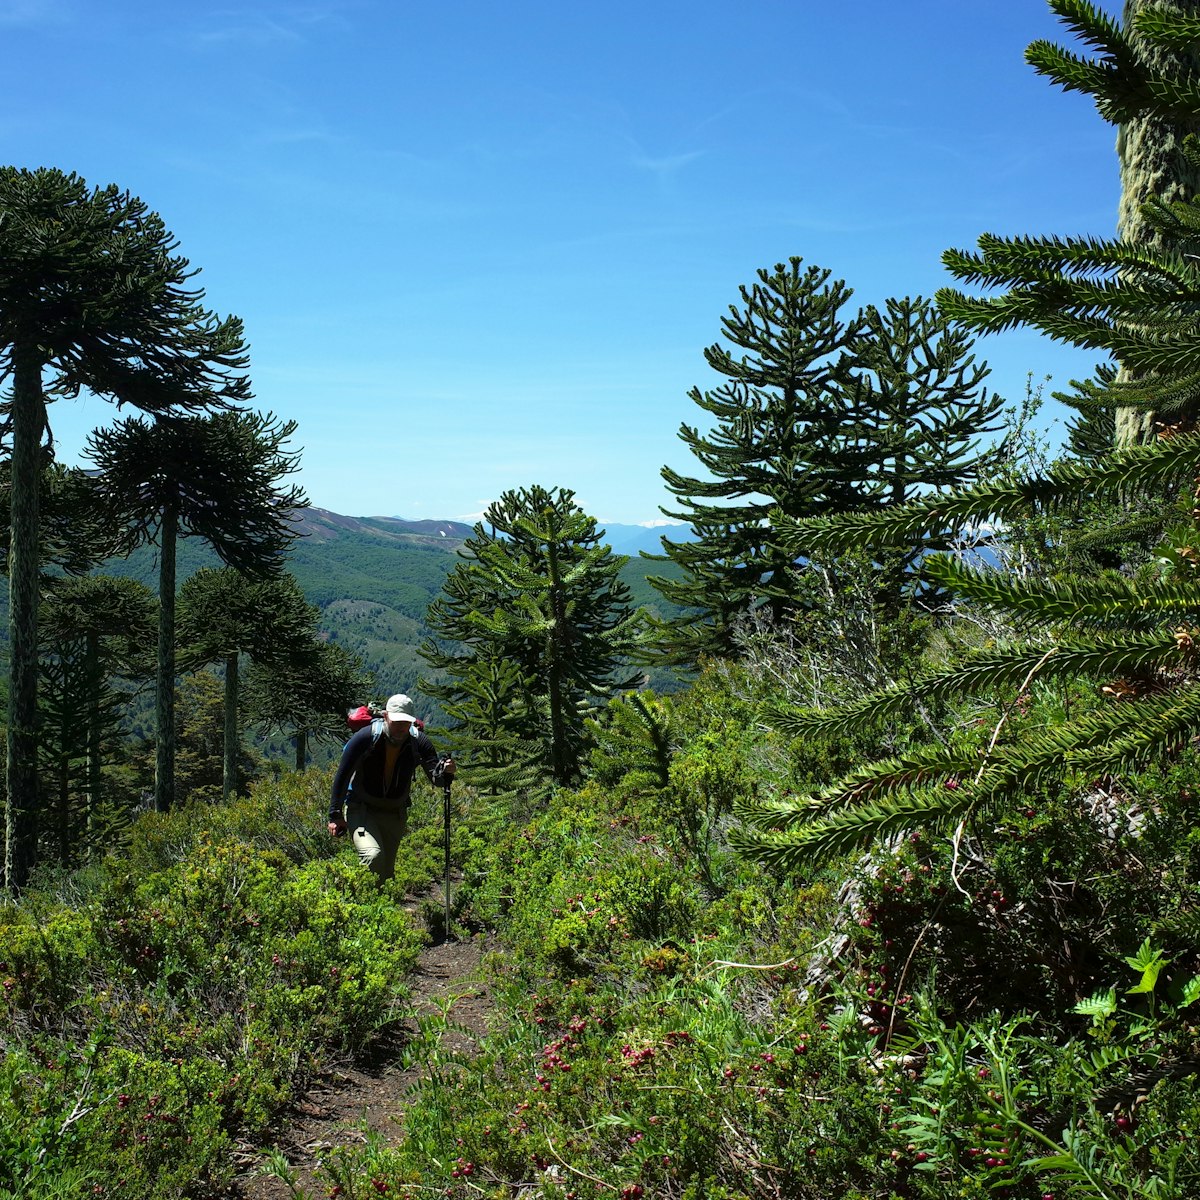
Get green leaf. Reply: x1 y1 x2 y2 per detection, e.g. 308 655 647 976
1178 975 1200 1008
1074 987 1117 1019
1124 937 1169 995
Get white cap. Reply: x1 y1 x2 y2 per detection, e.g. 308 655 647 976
384 693 418 722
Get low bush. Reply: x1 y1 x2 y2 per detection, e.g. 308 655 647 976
0 773 430 1199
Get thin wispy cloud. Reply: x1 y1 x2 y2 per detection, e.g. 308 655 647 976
0 0 66 27
629 148 705 179
193 13 302 47
191 5 345 49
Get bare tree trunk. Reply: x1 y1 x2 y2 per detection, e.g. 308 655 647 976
5 350 43 891
84 631 101 847
155 507 177 812
545 538 572 787
294 729 307 773
224 651 239 801
58 759 70 870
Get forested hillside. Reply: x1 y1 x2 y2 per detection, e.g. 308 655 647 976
0 506 683 751
4 4 1200 1199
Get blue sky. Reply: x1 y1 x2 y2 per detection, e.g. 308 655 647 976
4 0 1119 526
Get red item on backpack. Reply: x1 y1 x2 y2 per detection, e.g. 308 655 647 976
347 705 375 732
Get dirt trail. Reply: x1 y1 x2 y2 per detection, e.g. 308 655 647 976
231 888 492 1200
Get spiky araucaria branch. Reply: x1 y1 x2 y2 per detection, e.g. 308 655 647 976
739 684 1200 866
773 433 1200 559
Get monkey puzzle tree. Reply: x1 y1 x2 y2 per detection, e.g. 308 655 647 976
86 410 305 811
650 261 1006 666
735 0 1200 869
842 296 1007 621
178 567 319 800
38 575 156 865
735 436 1200 864
244 638 371 771
0 167 249 889
960 0 1200 446
435 655 543 803
649 259 866 663
0 461 121 577
421 486 643 790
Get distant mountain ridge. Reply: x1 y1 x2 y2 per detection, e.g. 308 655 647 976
291 509 474 548
366 514 695 557
596 522 695 556
285 507 685 700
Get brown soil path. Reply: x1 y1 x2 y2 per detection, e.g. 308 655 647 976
230 889 492 1200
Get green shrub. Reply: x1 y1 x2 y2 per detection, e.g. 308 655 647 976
0 772 430 1198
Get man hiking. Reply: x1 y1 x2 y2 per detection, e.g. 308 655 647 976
328 693 455 882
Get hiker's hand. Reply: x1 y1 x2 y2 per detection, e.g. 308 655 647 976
442 756 456 779
328 818 346 837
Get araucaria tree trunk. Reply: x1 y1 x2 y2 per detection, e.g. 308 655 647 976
5 351 44 890
1115 0 1200 445
156 508 178 814
224 651 240 802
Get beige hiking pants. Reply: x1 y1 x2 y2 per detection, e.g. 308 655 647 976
346 794 409 882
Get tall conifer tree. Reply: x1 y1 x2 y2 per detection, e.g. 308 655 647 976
969 1 1200 446
736 0 1200 868
87 411 305 811
846 297 1006 617
421 486 642 790
650 259 865 663
177 568 318 801
38 576 156 865
0 168 249 888
244 639 370 771
650 264 1005 664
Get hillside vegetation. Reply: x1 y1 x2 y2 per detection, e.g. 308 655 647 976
75 508 683 713
3 655 1197 1199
